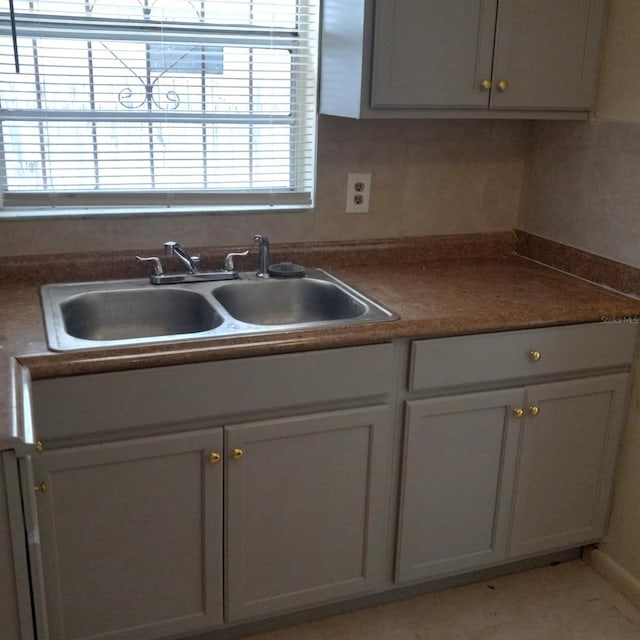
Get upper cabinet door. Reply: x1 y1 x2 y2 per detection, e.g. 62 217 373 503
490 0 608 110
371 0 498 108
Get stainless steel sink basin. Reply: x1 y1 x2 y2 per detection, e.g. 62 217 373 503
61 288 223 341
41 269 398 351
213 279 367 325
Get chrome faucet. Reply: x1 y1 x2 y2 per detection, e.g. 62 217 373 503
254 234 270 278
137 241 250 284
164 241 200 274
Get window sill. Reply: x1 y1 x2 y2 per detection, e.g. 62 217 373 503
0 204 313 221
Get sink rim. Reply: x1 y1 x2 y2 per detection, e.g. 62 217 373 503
41 269 398 352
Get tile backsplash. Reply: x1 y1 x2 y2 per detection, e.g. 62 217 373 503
0 117 528 257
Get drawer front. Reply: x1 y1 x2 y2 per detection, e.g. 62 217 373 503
33 344 394 441
410 323 637 392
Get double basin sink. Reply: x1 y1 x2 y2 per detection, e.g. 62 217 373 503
41 269 398 351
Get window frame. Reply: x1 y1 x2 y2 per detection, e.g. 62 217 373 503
0 2 318 218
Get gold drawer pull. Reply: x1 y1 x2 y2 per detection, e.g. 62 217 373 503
34 481 47 493
498 80 509 91
529 350 542 362
529 405 540 417
208 451 221 465
231 448 244 461
513 408 524 419
480 80 492 90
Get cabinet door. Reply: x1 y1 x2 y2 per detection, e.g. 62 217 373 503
32 430 223 640
509 373 629 557
491 0 607 110
0 452 34 640
225 406 392 621
371 0 497 108
396 389 522 583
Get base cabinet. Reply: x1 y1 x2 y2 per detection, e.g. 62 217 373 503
26 344 396 640
1 452 34 640
225 406 392 621
28 406 392 639
509 374 630 557
397 373 631 583
31 431 224 640
399 325 636 583
396 389 522 583
19 326 636 640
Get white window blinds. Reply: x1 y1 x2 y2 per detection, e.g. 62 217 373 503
0 0 318 212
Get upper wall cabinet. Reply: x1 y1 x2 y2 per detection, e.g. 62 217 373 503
319 0 608 119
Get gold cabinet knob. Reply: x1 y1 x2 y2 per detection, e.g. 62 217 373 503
35 440 44 454
34 481 47 493
208 451 221 465
480 80 492 90
513 407 524 419
529 350 541 362
231 448 244 461
497 80 509 91
529 405 540 417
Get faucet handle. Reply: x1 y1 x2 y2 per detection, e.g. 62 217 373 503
224 250 250 272
136 255 164 276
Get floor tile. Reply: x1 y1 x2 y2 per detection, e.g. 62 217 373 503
238 561 640 640
462 598 640 640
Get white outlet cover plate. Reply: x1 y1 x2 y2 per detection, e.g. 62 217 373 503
346 173 372 213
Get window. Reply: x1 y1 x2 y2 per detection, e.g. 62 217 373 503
0 0 319 214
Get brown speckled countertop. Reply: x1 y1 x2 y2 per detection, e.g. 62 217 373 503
2 237 640 448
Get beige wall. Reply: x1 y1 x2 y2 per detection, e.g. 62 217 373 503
0 117 527 256
600 367 640 583
596 0 640 123
520 0 640 268
519 119 640 268
521 0 640 588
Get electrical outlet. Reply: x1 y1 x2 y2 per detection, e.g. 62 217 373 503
346 173 372 213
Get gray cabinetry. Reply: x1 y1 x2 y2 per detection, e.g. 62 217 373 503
32 344 393 442
509 374 630 557
31 431 224 640
490 0 606 111
0 451 34 640
396 389 521 583
371 0 497 109
27 344 395 638
225 406 392 621
399 323 636 583
320 0 607 118
19 326 637 637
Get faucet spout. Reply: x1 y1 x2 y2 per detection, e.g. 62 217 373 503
253 235 270 278
164 241 200 274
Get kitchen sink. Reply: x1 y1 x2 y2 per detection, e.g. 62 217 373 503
41 269 398 351
60 288 223 341
213 279 367 325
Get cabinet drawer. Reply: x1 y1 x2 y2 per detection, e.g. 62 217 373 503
410 323 637 392
32 344 394 441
